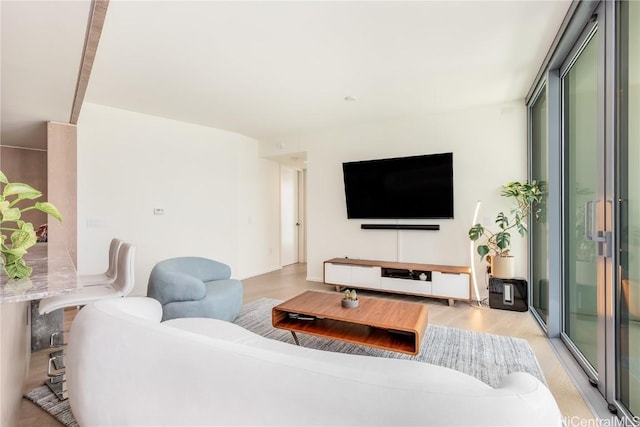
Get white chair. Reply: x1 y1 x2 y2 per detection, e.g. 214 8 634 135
39 242 136 315
37 242 136 399
78 238 123 286
40 238 123 350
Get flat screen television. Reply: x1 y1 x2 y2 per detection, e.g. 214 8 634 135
342 152 454 219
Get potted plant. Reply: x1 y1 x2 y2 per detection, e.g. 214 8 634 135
0 170 62 279
342 289 359 308
468 181 542 278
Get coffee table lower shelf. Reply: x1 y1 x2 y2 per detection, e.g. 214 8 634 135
273 311 421 355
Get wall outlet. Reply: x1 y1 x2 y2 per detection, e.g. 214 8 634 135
153 208 165 215
86 217 107 228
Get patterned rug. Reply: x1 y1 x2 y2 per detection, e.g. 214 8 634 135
24 385 78 427
24 297 546 426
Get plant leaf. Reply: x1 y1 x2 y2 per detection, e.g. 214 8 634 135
517 222 527 237
2 247 28 265
500 181 522 198
496 232 511 250
3 183 42 200
468 224 484 241
11 225 37 250
0 170 7 184
514 211 522 224
0 203 21 221
477 245 490 260
1 200 22 221
35 202 62 222
4 257 32 279
495 212 509 230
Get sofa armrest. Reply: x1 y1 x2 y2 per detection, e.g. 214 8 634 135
147 271 206 305
95 297 163 322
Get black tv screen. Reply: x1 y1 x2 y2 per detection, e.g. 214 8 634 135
342 152 454 219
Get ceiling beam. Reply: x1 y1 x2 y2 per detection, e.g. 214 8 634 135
70 0 109 125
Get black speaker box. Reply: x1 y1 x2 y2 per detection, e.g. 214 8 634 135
488 277 528 312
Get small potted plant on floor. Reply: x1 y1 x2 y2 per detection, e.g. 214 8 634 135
468 181 543 278
342 289 359 308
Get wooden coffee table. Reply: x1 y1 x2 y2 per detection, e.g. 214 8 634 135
272 290 428 355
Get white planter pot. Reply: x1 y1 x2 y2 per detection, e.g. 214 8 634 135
342 299 359 308
492 256 515 279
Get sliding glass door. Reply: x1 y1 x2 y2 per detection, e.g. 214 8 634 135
616 0 640 417
528 1 639 421
560 1 638 411
530 88 549 326
561 19 604 377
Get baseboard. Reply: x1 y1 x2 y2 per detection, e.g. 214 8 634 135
306 276 323 283
238 266 282 280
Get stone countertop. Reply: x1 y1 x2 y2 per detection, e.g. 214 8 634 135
0 243 79 303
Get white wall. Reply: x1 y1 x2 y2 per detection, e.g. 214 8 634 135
77 103 280 296
262 101 528 297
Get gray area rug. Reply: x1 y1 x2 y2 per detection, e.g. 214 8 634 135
24 385 78 427
24 297 545 426
236 297 546 388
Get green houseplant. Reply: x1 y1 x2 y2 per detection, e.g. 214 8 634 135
468 181 542 277
0 170 62 279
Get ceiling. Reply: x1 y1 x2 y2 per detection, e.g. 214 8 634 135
1 0 92 150
1 0 571 151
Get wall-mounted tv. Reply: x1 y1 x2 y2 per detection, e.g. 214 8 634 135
342 152 454 219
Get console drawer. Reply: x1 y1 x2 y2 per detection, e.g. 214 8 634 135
431 271 470 299
324 263 352 285
351 265 381 288
324 263 381 289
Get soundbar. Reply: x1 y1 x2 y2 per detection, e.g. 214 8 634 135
361 224 440 231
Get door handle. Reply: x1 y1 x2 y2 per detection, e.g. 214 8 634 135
584 200 594 241
585 199 611 258
584 200 606 243
597 200 613 258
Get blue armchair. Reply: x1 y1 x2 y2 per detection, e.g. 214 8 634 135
147 257 243 322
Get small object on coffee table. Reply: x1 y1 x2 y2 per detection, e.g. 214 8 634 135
341 289 359 308
288 313 316 321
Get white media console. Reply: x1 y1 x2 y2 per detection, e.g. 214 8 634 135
323 258 471 306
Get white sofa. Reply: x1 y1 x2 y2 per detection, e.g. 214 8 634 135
67 297 563 426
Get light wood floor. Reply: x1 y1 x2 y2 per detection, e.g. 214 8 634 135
19 263 595 425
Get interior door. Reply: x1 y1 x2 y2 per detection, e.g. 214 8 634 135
280 166 299 267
